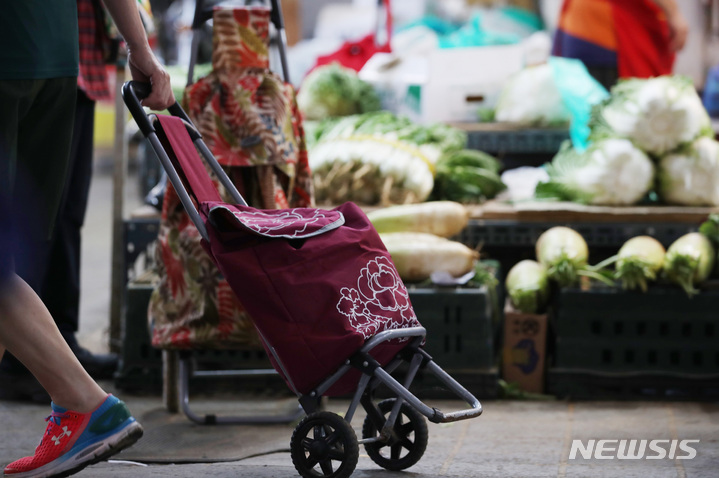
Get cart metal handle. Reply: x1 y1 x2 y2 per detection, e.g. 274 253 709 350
359 327 483 424
121 81 247 243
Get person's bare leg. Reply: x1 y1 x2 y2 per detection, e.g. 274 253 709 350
0 273 106 412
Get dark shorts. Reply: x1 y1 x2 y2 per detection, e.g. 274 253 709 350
0 77 77 285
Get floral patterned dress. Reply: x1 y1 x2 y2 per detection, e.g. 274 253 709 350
149 5 313 349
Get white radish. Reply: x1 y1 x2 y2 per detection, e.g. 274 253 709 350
380 232 478 282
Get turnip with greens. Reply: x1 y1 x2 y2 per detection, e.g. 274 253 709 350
663 232 716 297
536 226 611 287
699 214 719 268
505 260 550 314
613 236 666 292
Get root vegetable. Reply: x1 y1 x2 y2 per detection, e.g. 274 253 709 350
535 226 589 287
367 201 469 238
380 232 478 282
613 236 666 292
505 260 550 314
663 232 716 297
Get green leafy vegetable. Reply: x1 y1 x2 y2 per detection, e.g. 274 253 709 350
297 64 381 120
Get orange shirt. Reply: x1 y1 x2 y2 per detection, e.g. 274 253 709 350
553 0 674 78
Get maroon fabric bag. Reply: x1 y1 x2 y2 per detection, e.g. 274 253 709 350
155 115 421 395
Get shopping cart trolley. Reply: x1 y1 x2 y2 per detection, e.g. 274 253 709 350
122 80 483 478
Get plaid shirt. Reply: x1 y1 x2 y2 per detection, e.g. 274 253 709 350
76 0 111 101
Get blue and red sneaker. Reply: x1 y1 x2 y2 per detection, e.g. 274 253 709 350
4 394 143 478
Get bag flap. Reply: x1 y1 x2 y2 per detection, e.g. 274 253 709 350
208 204 345 239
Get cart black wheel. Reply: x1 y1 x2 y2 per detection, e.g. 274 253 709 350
361 398 428 471
290 411 359 478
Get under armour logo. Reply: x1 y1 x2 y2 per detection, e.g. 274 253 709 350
51 426 72 445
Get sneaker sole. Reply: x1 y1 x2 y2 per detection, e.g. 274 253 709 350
6 421 144 478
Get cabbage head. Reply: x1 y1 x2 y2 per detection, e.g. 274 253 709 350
658 137 719 206
590 76 712 156
535 138 654 205
297 63 382 120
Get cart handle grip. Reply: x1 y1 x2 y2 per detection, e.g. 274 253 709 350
122 81 194 136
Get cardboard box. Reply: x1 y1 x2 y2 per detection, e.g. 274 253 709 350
502 300 548 393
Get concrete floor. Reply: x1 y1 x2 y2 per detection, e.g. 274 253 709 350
2 395 718 478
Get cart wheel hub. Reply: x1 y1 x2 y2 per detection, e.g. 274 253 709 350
310 440 329 458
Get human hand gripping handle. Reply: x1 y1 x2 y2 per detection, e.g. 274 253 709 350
126 48 174 110
102 0 174 111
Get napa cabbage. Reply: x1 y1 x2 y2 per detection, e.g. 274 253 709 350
589 76 712 156
657 137 719 206
535 138 654 205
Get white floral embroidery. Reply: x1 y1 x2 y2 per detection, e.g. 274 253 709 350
336 256 420 339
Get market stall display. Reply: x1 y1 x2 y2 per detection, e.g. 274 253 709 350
115 0 719 406
536 75 719 207
307 111 505 206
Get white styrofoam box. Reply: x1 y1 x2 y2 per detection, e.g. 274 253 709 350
422 44 524 123
359 53 429 122
361 44 525 124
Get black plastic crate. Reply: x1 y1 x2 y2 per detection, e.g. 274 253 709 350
547 284 719 400
115 281 273 392
552 285 719 374
408 285 496 370
397 285 500 399
458 220 695 250
465 128 569 154
118 280 499 395
115 282 163 391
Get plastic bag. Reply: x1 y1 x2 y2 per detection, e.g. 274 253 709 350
549 57 609 151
